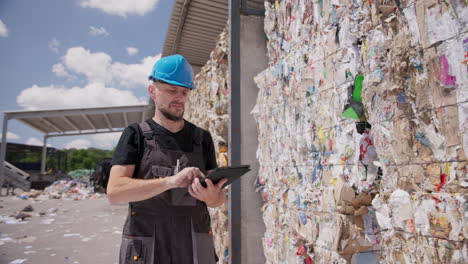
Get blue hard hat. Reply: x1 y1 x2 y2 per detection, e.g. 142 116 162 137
148 54 195 89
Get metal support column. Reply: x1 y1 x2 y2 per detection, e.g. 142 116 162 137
229 0 241 263
0 114 9 195
40 135 48 175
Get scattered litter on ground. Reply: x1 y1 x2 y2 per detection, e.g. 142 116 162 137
41 219 55 225
21 205 33 212
15 236 37 243
0 216 27 225
63 233 80 237
9 259 27 264
14 212 32 220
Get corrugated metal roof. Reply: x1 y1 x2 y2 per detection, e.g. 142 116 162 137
162 0 265 71
163 0 229 68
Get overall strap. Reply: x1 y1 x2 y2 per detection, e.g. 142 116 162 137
138 121 157 149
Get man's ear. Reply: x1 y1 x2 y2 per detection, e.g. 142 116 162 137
148 84 156 100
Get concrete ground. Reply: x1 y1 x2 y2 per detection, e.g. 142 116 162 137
0 189 127 264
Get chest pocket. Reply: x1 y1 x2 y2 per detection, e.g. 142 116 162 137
151 165 174 178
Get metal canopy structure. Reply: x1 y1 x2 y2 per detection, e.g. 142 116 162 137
0 104 154 188
162 0 264 69
5 105 152 136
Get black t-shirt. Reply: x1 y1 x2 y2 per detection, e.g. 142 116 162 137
111 119 218 172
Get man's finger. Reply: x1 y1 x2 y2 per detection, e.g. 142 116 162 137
189 169 197 180
205 179 214 188
188 186 196 197
192 178 203 193
194 168 204 178
216 178 228 189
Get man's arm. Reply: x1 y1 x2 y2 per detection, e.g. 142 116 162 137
107 165 203 204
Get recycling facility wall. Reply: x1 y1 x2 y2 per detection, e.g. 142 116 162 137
252 0 467 263
184 29 230 263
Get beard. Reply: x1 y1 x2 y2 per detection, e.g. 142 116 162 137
159 105 184 121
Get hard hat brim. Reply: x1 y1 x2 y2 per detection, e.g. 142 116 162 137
149 77 195 90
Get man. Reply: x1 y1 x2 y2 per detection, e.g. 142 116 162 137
107 54 227 264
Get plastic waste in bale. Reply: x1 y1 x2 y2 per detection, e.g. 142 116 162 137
342 75 364 120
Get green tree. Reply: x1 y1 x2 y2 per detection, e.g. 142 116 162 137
64 148 114 172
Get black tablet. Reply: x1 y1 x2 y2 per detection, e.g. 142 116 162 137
200 165 251 188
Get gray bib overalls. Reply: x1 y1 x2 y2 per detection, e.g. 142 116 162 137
119 122 217 264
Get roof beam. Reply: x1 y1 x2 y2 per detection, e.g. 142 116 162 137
123 112 129 127
103 113 113 131
62 116 80 131
172 0 193 54
40 117 63 133
5 105 151 119
47 129 124 138
82 114 97 130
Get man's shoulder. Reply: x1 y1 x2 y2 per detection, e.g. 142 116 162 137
126 122 143 134
184 120 211 136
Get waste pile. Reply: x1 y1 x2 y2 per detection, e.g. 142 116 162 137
68 169 94 184
18 180 103 200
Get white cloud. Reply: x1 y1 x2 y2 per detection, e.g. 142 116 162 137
111 54 160 87
126 47 138 56
63 139 92 149
48 38 60 53
62 47 113 84
26 137 51 147
90 133 122 150
59 46 160 88
0 132 20 141
89 26 110 37
0 19 8 37
52 63 74 79
80 0 159 17
16 83 147 110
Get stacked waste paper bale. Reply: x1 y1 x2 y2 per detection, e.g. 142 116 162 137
184 28 230 263
253 0 467 263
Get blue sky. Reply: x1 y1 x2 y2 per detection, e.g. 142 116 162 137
0 0 173 150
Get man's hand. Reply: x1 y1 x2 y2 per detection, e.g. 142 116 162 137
168 167 203 188
188 177 228 207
